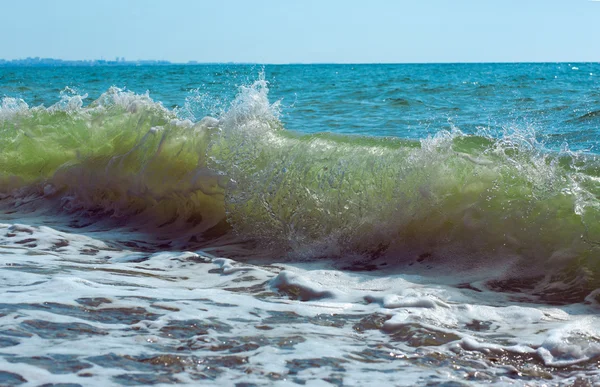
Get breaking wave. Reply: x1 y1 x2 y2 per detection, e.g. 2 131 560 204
1 76 600 301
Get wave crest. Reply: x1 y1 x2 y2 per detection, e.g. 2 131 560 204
1 77 600 301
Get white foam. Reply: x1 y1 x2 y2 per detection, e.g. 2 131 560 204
2 220 600 385
0 97 30 121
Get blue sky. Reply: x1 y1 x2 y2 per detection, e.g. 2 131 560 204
1 0 599 63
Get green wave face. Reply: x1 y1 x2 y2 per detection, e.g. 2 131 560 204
0 88 226 234
1 81 600 297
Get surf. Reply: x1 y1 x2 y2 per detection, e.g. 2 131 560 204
1 76 600 303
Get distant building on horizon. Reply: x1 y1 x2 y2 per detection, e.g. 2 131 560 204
0 57 175 67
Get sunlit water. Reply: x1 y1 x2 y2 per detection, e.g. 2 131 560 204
1 64 600 386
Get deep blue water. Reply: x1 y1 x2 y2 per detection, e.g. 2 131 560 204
2 63 600 151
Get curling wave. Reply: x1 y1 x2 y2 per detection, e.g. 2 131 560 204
1 77 600 301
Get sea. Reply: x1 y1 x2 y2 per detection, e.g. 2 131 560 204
1 63 600 386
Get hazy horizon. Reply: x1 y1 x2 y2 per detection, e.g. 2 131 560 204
1 0 599 64
2 57 600 65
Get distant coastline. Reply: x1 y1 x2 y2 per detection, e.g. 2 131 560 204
0 57 243 67
1 58 597 67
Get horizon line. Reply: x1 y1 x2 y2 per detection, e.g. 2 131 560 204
0 59 600 67
1 58 600 66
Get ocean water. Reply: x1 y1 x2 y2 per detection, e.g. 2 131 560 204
1 63 600 386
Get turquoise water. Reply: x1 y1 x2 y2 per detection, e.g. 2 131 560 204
3 63 600 147
1 64 600 386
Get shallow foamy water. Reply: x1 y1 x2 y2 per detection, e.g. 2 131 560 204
1 212 599 386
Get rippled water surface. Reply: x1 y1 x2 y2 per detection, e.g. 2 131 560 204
1 64 600 386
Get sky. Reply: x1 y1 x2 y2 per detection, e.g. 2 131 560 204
1 0 599 63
